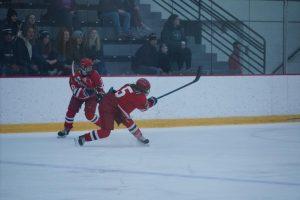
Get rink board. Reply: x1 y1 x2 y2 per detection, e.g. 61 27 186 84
0 75 300 133
0 114 299 133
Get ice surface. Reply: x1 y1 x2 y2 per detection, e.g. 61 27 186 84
1 123 300 200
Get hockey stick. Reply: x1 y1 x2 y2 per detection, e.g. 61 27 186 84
71 61 75 76
156 66 202 100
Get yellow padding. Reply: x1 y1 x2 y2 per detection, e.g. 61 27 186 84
0 115 299 134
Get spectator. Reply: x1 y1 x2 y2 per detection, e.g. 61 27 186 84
228 41 242 75
0 28 15 75
1 8 21 39
70 30 85 64
178 41 192 69
99 0 131 38
20 14 39 44
13 26 39 75
161 14 192 70
123 0 151 38
158 43 171 73
83 28 107 75
42 0 80 31
132 33 162 75
33 30 63 75
56 27 72 69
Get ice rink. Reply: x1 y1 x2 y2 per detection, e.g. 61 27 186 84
1 123 300 200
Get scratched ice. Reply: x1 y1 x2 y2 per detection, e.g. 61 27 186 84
1 123 300 200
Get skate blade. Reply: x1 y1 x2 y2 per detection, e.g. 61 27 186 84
74 138 79 146
57 135 67 139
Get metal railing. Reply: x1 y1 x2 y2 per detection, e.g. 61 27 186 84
152 0 266 74
272 47 300 74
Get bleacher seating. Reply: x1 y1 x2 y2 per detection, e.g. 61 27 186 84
0 0 230 75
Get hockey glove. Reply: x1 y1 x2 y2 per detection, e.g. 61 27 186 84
84 88 95 97
148 96 157 106
96 91 105 102
108 87 117 93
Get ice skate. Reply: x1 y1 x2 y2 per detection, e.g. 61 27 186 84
74 135 85 146
57 129 69 138
136 135 149 144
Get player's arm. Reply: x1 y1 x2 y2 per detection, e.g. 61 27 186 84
91 71 105 101
69 75 93 99
137 96 157 112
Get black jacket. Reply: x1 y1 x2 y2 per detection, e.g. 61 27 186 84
13 37 32 67
158 52 171 73
133 42 158 69
161 25 186 48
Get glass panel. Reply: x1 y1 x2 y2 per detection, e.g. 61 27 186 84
287 1 300 74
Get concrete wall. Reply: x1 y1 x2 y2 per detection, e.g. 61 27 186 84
1 76 300 124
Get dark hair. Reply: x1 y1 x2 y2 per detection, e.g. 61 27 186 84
6 8 17 19
163 14 179 29
56 27 71 56
233 41 241 48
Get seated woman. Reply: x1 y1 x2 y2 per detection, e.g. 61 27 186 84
83 28 107 75
13 26 39 75
32 30 63 75
20 14 39 44
56 27 73 75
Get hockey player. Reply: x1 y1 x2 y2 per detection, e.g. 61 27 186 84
75 78 157 145
57 58 105 137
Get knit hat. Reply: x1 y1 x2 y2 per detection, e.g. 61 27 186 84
1 28 13 35
148 33 157 41
72 30 83 39
39 30 50 39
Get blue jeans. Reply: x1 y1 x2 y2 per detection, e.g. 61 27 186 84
102 11 131 34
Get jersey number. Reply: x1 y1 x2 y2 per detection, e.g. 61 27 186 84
115 86 133 98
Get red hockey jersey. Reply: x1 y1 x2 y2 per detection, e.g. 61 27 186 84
114 84 154 118
69 70 104 100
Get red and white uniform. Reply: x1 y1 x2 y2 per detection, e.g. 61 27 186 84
82 84 155 141
69 71 104 100
64 70 104 131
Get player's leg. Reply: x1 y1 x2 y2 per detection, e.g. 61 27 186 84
58 96 83 137
122 117 149 144
76 111 115 146
84 96 101 126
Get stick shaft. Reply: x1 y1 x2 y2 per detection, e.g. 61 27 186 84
156 67 201 100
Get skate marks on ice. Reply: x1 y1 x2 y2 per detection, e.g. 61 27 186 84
1 160 300 187
250 125 300 143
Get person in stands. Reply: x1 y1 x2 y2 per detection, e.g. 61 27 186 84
132 33 162 75
228 41 242 75
161 14 192 70
99 0 131 38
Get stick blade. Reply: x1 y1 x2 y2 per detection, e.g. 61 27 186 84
193 66 202 82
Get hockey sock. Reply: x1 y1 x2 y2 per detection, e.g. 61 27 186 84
128 123 142 139
89 114 101 126
64 116 74 130
83 129 111 142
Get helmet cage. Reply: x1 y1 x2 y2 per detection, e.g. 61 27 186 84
80 64 93 76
